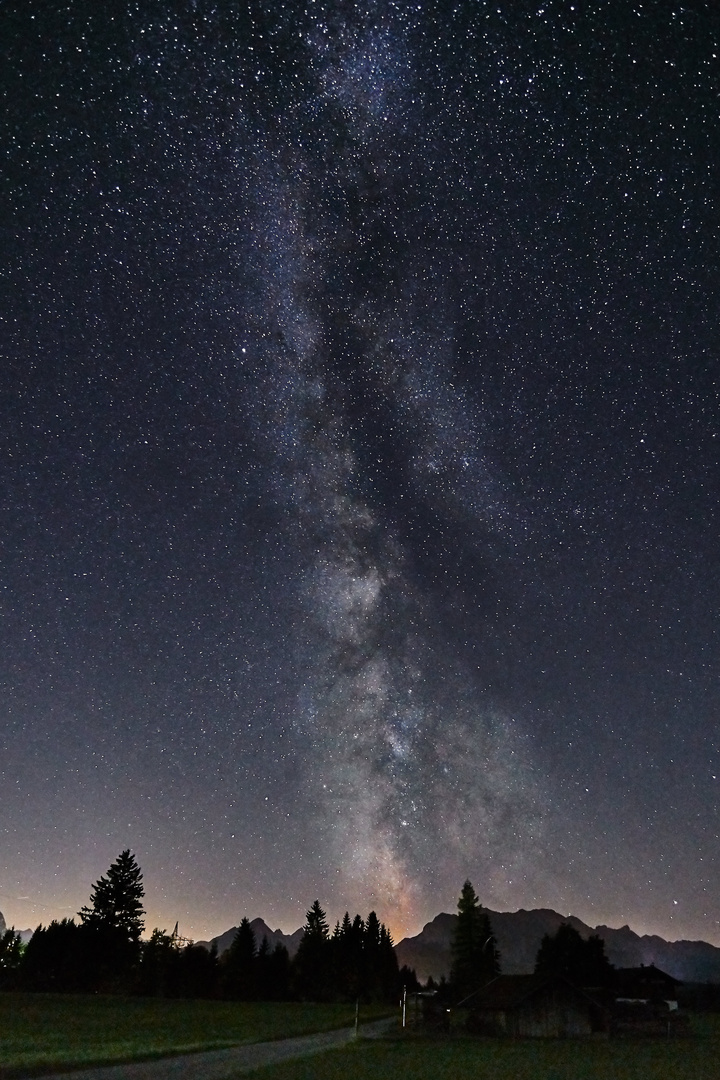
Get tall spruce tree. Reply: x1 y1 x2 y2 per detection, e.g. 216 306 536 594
377 922 400 1002
222 917 257 999
449 879 500 1001
362 911 382 1001
79 850 145 943
77 850 145 989
293 900 331 1001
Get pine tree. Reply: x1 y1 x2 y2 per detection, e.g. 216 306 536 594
223 917 257 999
362 911 382 1001
449 879 500 1001
79 850 145 944
293 900 331 1001
77 850 145 989
334 911 363 1001
256 935 272 1000
378 923 400 1002
534 923 612 986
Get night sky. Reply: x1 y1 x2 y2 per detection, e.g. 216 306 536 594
2 1 719 948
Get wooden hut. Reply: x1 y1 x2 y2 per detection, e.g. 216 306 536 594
465 974 608 1038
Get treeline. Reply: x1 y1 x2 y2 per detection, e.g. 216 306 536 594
1 862 619 1004
0 851 416 1002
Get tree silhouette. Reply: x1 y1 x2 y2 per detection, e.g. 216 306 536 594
137 928 179 997
327 909 399 1003
136 927 220 999
0 928 23 987
222 917 257 999
399 964 420 993
78 850 145 990
376 922 400 1002
79 850 145 943
449 879 500 1000
534 922 613 986
293 900 331 1001
331 911 364 1001
19 919 89 992
255 935 272 999
177 941 218 998
363 910 383 1000
267 941 291 1000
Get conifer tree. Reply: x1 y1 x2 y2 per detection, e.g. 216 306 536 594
79 850 145 944
293 900 331 1001
336 911 363 1001
255 935 272 1000
363 911 382 1000
534 922 612 986
449 879 500 1000
377 922 400 1002
223 917 257 999
77 850 145 989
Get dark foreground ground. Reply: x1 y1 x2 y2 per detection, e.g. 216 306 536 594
239 1014 720 1080
0 996 392 1077
4 995 720 1080
32 1019 394 1080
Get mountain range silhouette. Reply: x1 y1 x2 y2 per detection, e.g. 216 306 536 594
199 908 720 984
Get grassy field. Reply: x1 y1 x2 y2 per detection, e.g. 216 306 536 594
240 1014 720 1080
0 993 390 1076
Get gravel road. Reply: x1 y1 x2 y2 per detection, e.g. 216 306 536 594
39 1018 395 1080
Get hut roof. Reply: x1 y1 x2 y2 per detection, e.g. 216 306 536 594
463 973 604 1012
614 964 680 987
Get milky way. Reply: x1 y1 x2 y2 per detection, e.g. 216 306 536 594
236 7 548 929
1 2 718 944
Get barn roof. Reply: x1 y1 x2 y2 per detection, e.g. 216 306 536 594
614 964 680 986
463 973 605 1012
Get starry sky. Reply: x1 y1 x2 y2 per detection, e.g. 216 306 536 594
2 0 719 948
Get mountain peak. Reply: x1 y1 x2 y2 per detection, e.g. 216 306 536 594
198 919 304 958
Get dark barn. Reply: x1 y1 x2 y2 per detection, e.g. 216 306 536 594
466 974 608 1038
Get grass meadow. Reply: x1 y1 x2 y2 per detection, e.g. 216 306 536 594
241 1014 720 1080
0 993 390 1076
3 994 720 1080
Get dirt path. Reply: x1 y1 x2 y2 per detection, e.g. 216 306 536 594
40 1018 394 1080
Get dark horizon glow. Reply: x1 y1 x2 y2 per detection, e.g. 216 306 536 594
1 1 718 948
